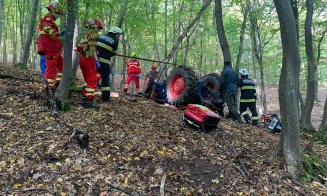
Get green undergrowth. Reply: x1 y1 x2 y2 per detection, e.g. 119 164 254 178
302 151 327 184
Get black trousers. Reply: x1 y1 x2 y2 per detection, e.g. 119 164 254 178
240 102 258 125
223 91 241 122
99 61 111 101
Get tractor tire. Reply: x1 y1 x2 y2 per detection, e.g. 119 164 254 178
166 66 198 107
200 73 220 94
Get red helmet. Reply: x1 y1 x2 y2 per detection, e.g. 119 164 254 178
46 2 64 15
151 64 157 70
85 18 104 29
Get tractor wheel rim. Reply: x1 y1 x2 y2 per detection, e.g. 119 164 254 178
169 75 185 98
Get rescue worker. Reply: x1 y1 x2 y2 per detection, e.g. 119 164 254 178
124 52 142 93
239 69 259 125
218 61 242 123
146 64 158 79
37 2 64 92
76 18 104 109
38 30 64 74
96 26 123 102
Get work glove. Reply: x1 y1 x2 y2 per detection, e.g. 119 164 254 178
60 29 66 36
96 60 101 70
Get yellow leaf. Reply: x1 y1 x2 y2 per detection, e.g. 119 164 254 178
140 150 148 157
120 157 128 161
61 192 67 196
56 162 62 167
13 183 22 188
123 177 128 187
157 150 165 155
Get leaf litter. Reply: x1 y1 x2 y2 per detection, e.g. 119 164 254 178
0 65 326 195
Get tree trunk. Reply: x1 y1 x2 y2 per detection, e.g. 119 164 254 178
110 0 128 90
259 65 267 114
235 0 250 72
56 0 78 101
214 0 231 63
272 0 302 179
0 0 4 51
319 96 327 131
289 0 299 42
300 0 316 132
71 17 80 84
315 29 326 101
21 0 39 66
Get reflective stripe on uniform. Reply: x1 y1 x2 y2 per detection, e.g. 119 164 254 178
85 88 95 92
85 93 94 96
241 111 248 116
57 72 62 76
99 57 110 64
55 77 62 81
47 79 55 83
102 87 110 91
240 99 256 103
252 116 259 120
97 42 114 52
241 86 256 90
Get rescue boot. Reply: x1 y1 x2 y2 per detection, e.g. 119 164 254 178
81 98 100 109
79 94 88 103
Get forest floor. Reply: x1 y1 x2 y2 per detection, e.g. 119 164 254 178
0 65 326 195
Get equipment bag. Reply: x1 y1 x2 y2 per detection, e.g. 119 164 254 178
183 104 220 131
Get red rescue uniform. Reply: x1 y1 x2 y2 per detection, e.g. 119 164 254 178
124 59 142 91
76 30 98 99
37 13 63 89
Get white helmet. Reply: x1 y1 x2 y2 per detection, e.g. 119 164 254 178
239 68 249 76
108 26 123 34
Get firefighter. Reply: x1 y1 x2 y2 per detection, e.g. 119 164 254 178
239 68 259 125
37 2 64 92
96 26 123 102
76 18 104 109
124 52 142 93
218 61 242 123
146 64 158 79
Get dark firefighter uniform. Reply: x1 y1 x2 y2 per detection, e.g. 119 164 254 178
96 32 119 102
239 75 258 125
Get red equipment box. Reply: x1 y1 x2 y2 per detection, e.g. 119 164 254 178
183 104 220 131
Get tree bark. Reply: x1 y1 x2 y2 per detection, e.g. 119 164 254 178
290 0 299 42
273 0 302 179
0 0 4 50
21 0 39 66
215 0 231 63
314 29 326 101
111 0 128 90
56 0 78 101
235 0 250 72
300 0 316 132
319 96 327 131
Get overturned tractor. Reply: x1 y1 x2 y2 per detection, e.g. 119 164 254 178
144 66 225 117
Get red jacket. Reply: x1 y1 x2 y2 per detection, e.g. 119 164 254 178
37 13 62 54
126 59 141 74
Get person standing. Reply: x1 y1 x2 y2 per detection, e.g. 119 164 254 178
124 52 142 93
76 18 104 109
37 2 64 92
218 61 241 123
239 69 259 125
96 26 123 102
